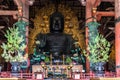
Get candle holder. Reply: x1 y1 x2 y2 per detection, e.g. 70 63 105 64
41 64 47 78
67 64 73 78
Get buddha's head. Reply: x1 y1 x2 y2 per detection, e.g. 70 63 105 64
49 12 64 33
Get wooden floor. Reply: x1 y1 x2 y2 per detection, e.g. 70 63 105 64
1 77 120 80
0 78 25 80
44 79 68 80
90 77 120 80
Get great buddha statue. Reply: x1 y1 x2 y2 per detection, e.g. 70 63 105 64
35 11 74 64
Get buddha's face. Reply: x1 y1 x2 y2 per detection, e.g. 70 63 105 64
53 17 61 31
50 12 64 33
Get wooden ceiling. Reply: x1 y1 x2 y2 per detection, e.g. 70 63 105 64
0 0 115 44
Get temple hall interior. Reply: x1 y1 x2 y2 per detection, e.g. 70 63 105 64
0 0 118 80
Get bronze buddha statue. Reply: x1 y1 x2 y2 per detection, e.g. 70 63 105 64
36 12 74 64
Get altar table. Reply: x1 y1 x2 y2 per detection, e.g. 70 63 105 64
32 65 83 78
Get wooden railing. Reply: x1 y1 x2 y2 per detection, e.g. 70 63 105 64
0 71 118 80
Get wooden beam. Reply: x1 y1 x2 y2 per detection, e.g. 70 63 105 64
101 0 114 2
96 11 114 20
96 11 115 16
94 0 101 8
0 10 18 15
14 0 24 17
13 0 22 7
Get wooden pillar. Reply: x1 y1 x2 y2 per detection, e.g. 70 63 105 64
85 0 97 73
14 0 29 54
21 0 29 73
85 0 92 73
22 0 29 54
115 0 120 76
